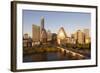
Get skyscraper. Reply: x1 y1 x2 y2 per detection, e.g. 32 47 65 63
84 29 91 44
72 32 78 40
40 17 47 43
32 24 40 45
40 16 44 30
77 30 85 44
32 17 47 45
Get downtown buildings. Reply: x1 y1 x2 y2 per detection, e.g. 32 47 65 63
84 29 91 44
23 33 32 48
72 29 91 44
32 24 40 45
57 27 91 45
23 16 91 48
57 27 76 45
32 17 52 46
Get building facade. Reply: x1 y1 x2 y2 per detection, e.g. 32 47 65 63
47 30 52 41
23 33 32 48
77 30 85 44
57 27 67 45
32 24 40 45
84 29 91 44
40 17 47 43
32 17 47 45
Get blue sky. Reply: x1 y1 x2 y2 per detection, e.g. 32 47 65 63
23 10 91 37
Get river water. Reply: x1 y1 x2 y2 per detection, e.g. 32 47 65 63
23 52 69 62
23 51 88 62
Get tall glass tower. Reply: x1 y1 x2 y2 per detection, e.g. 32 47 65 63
40 16 47 43
41 16 44 30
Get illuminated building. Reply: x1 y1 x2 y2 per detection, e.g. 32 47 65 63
77 30 85 44
32 17 48 45
84 29 91 44
32 24 40 45
57 27 67 45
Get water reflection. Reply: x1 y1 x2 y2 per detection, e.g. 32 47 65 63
23 51 87 62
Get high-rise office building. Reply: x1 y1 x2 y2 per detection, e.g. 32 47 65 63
32 24 40 45
32 17 47 45
40 17 47 43
73 32 77 40
77 30 85 44
84 29 91 44
40 16 44 30
40 29 47 43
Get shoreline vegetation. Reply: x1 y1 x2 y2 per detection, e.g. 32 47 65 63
23 44 91 62
23 43 90 53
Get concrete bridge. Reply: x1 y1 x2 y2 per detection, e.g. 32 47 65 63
57 47 85 59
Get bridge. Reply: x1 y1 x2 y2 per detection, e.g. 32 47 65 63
57 47 85 59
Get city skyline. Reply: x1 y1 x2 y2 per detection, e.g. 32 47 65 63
23 10 91 37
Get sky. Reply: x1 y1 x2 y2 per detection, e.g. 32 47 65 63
23 10 91 37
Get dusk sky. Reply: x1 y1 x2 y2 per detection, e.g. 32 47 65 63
23 10 91 37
